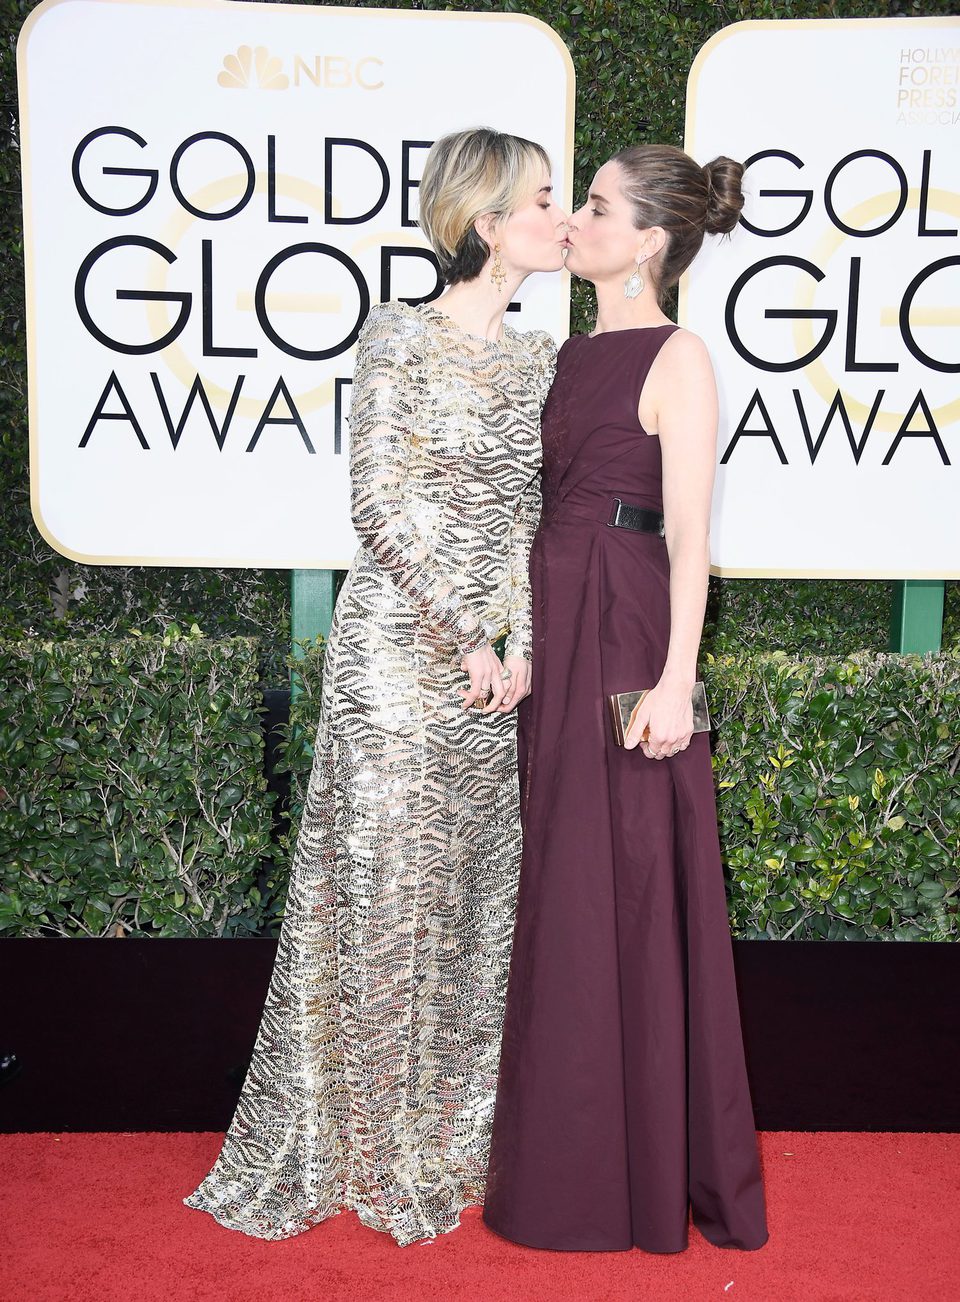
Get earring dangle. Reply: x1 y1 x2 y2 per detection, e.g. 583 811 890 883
491 243 507 292
623 259 645 299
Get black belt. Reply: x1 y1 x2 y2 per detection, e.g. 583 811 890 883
606 498 664 537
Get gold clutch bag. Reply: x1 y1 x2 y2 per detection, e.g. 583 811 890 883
607 680 711 747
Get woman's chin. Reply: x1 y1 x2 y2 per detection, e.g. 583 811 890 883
542 251 571 273
562 251 594 282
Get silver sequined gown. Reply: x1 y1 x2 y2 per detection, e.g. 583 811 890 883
184 301 556 1246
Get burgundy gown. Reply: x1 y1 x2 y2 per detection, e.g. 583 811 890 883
483 326 769 1254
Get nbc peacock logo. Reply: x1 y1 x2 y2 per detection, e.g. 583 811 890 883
218 45 289 90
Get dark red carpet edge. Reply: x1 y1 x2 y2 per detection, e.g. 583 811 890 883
2 1132 957 1301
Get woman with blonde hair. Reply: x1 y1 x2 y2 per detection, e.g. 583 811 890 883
185 127 568 1246
484 144 769 1254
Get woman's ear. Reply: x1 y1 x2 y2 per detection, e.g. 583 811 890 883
473 211 498 254
637 225 667 263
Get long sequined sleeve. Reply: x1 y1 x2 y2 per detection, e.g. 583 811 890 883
348 304 489 657
503 471 540 663
504 333 556 663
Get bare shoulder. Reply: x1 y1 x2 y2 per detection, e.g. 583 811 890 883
642 327 718 440
655 326 714 376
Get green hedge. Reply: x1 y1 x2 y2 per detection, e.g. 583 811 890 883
710 649 960 939
279 641 960 942
0 632 276 936
2 634 956 939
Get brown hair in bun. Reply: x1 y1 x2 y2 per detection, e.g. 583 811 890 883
703 156 745 236
612 144 744 304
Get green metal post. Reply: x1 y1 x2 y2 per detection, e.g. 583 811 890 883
888 580 944 654
291 569 336 699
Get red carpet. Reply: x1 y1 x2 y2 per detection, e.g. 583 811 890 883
3 1131 958 1301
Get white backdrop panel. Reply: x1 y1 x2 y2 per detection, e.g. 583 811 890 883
19 0 574 567
682 17 959 578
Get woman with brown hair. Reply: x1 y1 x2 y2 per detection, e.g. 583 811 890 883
483 145 769 1254
185 127 568 1247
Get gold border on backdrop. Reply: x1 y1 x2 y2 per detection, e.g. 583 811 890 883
680 16 960 580
17 0 576 569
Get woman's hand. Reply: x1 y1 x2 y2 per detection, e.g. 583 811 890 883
494 656 531 713
460 644 511 713
624 675 694 759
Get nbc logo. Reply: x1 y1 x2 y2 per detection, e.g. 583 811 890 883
218 46 289 90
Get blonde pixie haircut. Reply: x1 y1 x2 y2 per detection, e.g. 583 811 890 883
419 127 551 285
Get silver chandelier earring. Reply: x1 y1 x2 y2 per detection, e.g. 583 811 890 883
624 258 645 299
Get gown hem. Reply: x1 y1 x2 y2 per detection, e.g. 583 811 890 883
183 1188 481 1247
483 1209 769 1255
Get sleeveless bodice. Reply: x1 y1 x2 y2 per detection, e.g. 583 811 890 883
540 325 677 522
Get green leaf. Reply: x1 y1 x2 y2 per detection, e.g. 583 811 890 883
917 882 946 902
787 845 820 863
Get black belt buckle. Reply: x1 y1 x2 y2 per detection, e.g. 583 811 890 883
607 498 665 537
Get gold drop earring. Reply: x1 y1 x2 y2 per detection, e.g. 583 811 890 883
491 243 507 292
624 257 646 300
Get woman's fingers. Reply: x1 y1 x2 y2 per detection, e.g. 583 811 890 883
462 677 500 711
626 710 694 758
461 676 495 710
496 661 530 712
479 668 510 714
460 683 484 709
459 645 502 710
624 684 697 758
624 712 651 750
478 684 504 714
459 664 489 710
641 731 694 759
460 678 487 709
460 652 533 715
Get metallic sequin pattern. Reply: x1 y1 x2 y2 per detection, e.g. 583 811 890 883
184 301 556 1246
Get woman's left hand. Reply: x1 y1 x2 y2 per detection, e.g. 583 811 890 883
494 656 532 713
624 676 694 759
